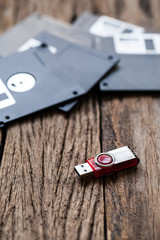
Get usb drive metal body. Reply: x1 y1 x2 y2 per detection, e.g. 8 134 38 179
74 146 140 178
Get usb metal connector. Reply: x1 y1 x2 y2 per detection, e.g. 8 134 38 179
74 162 94 178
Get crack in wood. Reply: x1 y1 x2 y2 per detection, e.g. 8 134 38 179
98 90 108 240
0 127 7 166
139 0 152 18
114 0 125 18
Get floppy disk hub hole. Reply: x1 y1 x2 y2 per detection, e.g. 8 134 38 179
7 73 36 92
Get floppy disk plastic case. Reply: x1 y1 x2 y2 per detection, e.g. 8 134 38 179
73 12 160 91
0 13 119 112
0 13 92 112
102 33 160 91
0 13 92 56
16 14 118 109
73 12 144 36
0 29 119 126
31 31 119 89
0 48 85 126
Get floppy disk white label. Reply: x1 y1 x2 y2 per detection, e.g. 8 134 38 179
89 16 144 38
114 33 160 54
0 79 16 109
18 38 57 54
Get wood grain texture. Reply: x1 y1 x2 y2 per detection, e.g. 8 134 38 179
0 0 160 240
100 93 160 240
0 0 160 31
0 93 105 240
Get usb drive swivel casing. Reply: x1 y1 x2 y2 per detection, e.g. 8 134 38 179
74 146 140 178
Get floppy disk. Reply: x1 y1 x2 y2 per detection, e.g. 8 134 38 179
0 12 92 57
18 31 119 107
0 13 91 112
0 13 100 112
98 33 160 91
0 31 119 126
72 13 160 91
73 12 144 37
0 48 85 126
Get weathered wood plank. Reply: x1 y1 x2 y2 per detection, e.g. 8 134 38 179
0 93 105 240
0 0 93 32
100 93 160 240
97 2 160 239
0 0 160 32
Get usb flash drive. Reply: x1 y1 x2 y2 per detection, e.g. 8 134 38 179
74 146 140 178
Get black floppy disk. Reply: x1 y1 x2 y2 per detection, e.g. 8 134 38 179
73 12 144 37
0 48 85 126
18 31 119 112
99 33 160 91
0 13 92 112
0 30 119 125
0 13 92 56
28 31 119 90
72 12 160 91
15 23 119 110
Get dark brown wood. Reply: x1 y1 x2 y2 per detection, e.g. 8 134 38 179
0 0 160 239
101 93 160 240
0 0 160 32
0 129 3 160
0 93 105 240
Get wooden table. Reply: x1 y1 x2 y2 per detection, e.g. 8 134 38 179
0 1 160 239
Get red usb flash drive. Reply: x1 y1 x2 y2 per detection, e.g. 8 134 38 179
74 146 140 178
